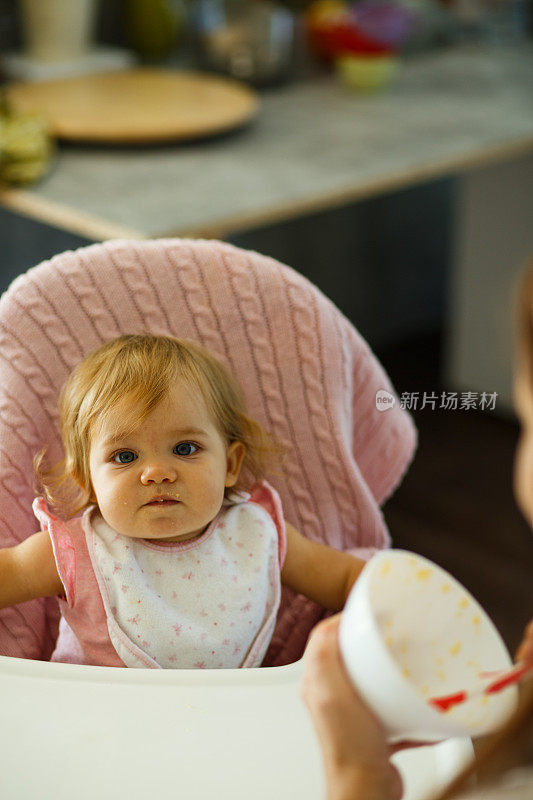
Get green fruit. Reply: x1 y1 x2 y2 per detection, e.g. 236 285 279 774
126 0 183 59
0 111 54 186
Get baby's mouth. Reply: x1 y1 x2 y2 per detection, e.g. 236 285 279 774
145 496 180 506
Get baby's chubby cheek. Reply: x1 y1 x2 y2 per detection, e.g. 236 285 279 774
95 489 132 531
198 484 226 517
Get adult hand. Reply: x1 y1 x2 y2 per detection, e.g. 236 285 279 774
301 614 403 800
515 618 533 667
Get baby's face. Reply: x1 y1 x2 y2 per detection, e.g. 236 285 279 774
88 380 245 543
514 365 533 530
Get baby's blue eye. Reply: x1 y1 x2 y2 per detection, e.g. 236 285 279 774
113 451 136 464
174 442 198 456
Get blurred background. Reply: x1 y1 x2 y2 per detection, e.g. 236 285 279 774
0 0 532 656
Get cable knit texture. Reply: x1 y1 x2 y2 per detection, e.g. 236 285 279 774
0 239 417 665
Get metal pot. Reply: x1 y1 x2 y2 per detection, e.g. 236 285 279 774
192 0 295 86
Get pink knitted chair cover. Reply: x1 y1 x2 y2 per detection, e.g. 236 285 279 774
0 239 416 665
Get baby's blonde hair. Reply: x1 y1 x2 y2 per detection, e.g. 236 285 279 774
35 334 284 518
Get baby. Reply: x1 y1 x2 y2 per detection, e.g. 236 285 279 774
0 334 366 668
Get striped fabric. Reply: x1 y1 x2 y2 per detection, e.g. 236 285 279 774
0 238 416 665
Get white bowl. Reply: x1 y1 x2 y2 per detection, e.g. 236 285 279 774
339 550 518 742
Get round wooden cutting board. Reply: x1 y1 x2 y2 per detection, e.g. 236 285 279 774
6 69 260 143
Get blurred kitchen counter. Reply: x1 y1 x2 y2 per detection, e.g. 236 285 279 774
1 42 532 241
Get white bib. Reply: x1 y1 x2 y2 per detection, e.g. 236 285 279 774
86 494 282 669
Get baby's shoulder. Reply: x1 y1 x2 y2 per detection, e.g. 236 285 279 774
32 497 92 540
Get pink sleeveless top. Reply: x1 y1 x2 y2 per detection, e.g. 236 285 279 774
32 481 286 668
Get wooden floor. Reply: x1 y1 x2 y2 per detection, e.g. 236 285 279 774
378 333 533 657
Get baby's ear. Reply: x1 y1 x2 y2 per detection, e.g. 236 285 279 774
225 441 246 488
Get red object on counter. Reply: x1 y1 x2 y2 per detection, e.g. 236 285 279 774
307 6 396 60
310 22 394 57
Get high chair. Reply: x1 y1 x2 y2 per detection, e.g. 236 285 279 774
0 239 471 798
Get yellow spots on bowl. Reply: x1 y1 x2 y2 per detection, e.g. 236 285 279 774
402 667 411 680
384 619 393 630
437 670 447 682
421 685 429 696
380 561 391 577
441 583 451 594
435 656 444 666
385 635 395 648
450 641 462 657
480 696 490 706
456 597 470 617
472 615 481 632
416 569 432 582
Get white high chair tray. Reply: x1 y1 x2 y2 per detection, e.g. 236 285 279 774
0 656 473 800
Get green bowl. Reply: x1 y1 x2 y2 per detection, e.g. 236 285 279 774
335 54 399 91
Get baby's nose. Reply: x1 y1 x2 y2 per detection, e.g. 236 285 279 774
140 460 177 484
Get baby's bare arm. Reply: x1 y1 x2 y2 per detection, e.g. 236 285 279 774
281 522 365 612
0 531 63 609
